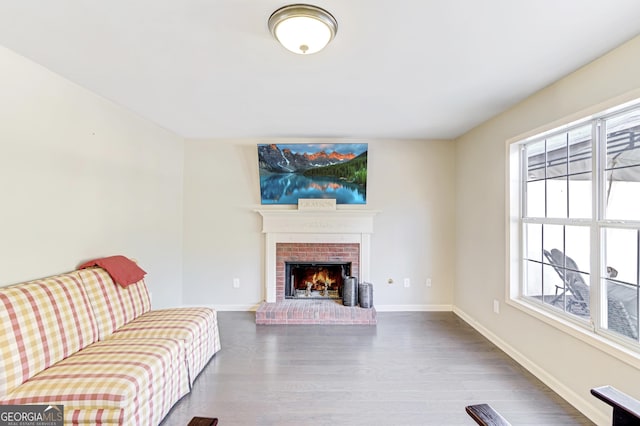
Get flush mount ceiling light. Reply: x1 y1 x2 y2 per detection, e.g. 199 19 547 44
268 4 338 55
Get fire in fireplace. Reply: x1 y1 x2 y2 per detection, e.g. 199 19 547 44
285 262 351 300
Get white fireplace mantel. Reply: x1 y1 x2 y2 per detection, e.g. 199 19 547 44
256 209 379 302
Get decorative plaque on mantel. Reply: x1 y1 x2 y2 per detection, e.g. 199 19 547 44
297 198 336 211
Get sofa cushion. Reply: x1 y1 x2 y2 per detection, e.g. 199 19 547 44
78 267 151 339
78 255 147 287
0 273 99 398
1 337 190 426
107 307 221 386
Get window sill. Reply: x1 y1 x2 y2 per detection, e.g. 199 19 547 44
506 297 640 370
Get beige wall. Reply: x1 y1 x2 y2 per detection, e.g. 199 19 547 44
0 46 185 309
182 138 456 310
455 34 640 424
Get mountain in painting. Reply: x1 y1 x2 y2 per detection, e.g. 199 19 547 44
258 144 355 173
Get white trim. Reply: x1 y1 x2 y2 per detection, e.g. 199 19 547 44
256 208 379 234
215 304 260 311
454 307 608 426
181 304 260 311
506 141 522 301
375 304 453 312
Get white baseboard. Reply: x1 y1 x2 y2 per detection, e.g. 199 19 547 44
453 307 608 426
179 304 259 311
211 304 260 311
374 304 453 312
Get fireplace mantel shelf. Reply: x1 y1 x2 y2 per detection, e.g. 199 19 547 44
255 208 380 216
255 208 380 234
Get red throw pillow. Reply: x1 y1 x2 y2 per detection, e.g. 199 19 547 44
78 255 147 287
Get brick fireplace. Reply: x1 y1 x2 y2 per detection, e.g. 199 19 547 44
276 242 359 302
255 207 378 324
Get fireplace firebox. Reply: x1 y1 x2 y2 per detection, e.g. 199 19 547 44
285 262 351 300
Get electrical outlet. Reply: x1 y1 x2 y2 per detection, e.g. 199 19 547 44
493 299 500 314
404 278 410 288
426 278 432 287
233 278 240 288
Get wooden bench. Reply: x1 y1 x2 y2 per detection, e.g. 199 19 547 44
188 417 218 426
591 385 640 425
465 404 512 426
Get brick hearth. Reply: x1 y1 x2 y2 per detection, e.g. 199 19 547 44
255 300 376 325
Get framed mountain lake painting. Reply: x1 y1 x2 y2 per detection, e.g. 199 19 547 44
257 143 368 205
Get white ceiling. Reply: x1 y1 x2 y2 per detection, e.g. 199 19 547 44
1 1 640 140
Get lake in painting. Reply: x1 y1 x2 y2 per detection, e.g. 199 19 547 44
257 143 368 205
259 173 366 204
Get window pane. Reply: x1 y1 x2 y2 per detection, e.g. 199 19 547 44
541 265 590 318
606 279 638 340
568 172 591 219
526 180 545 217
543 264 563 304
542 224 564 263
605 166 640 221
526 140 546 181
604 228 639 285
603 175 639 339
546 134 568 178
525 223 542 262
542 227 591 319
569 125 592 175
565 226 590 274
547 177 567 218
567 272 590 318
525 259 542 297
606 109 640 170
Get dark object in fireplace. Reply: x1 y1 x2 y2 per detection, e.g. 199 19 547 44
285 262 351 300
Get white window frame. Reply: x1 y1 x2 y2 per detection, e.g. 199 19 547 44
507 91 640 369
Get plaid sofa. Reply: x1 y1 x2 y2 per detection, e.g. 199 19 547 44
0 267 221 425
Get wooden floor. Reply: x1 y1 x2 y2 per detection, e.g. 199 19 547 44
160 312 593 426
